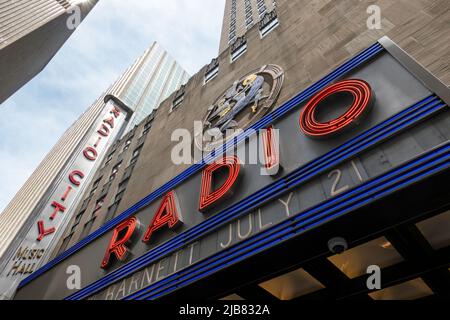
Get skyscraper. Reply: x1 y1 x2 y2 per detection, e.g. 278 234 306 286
0 41 187 299
0 0 98 104
121 42 190 133
219 0 277 53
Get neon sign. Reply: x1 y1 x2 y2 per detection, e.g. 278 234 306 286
101 79 376 269
1 101 128 286
299 79 374 138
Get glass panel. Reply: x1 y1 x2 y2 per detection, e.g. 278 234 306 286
259 268 325 300
369 278 433 300
220 294 245 300
328 237 404 279
416 210 450 250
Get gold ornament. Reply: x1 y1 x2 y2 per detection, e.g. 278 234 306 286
243 74 257 86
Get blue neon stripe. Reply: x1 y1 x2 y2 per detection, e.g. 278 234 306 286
125 144 450 300
66 95 446 300
19 42 384 289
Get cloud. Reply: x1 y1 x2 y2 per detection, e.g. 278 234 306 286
0 0 225 212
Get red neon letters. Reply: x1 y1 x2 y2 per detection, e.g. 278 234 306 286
261 125 280 175
36 220 56 242
299 79 374 138
69 170 85 186
142 191 182 243
36 106 122 242
199 156 241 212
101 155 242 267
49 201 66 220
83 147 98 161
101 217 138 269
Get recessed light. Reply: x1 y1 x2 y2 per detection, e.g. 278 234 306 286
328 237 404 279
369 278 433 300
259 268 325 300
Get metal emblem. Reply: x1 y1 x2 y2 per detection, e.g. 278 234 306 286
195 64 284 152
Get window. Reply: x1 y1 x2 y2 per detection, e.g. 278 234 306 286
118 178 129 194
259 7 267 16
246 17 254 29
122 164 136 181
105 202 120 223
89 176 102 196
80 217 96 240
115 190 125 203
123 139 131 152
204 66 219 84
171 93 185 111
80 196 92 211
110 161 122 181
71 210 85 233
100 181 111 196
144 121 152 131
57 234 73 256
74 211 84 225
260 16 279 38
70 222 79 234
104 151 114 167
258 0 267 16
231 43 247 62
142 120 152 136
93 196 106 214
142 127 151 136
130 147 142 165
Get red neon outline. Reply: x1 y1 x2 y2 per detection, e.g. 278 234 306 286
97 124 110 137
36 220 55 241
83 147 98 161
61 186 72 201
110 107 121 118
69 170 85 186
103 116 115 129
142 191 182 243
261 125 280 175
199 156 241 212
101 217 137 269
299 79 373 138
49 201 66 220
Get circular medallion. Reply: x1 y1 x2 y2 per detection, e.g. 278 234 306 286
195 64 284 152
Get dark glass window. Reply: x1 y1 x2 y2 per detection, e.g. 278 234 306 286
80 217 96 240
130 147 142 165
57 234 73 256
110 161 122 180
89 176 102 196
93 196 106 214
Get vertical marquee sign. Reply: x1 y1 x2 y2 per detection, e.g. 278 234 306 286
0 99 130 299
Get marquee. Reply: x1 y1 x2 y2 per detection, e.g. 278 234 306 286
14 37 450 300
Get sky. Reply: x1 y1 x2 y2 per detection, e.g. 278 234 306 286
0 0 226 212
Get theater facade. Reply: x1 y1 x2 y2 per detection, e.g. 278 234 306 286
13 36 450 300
